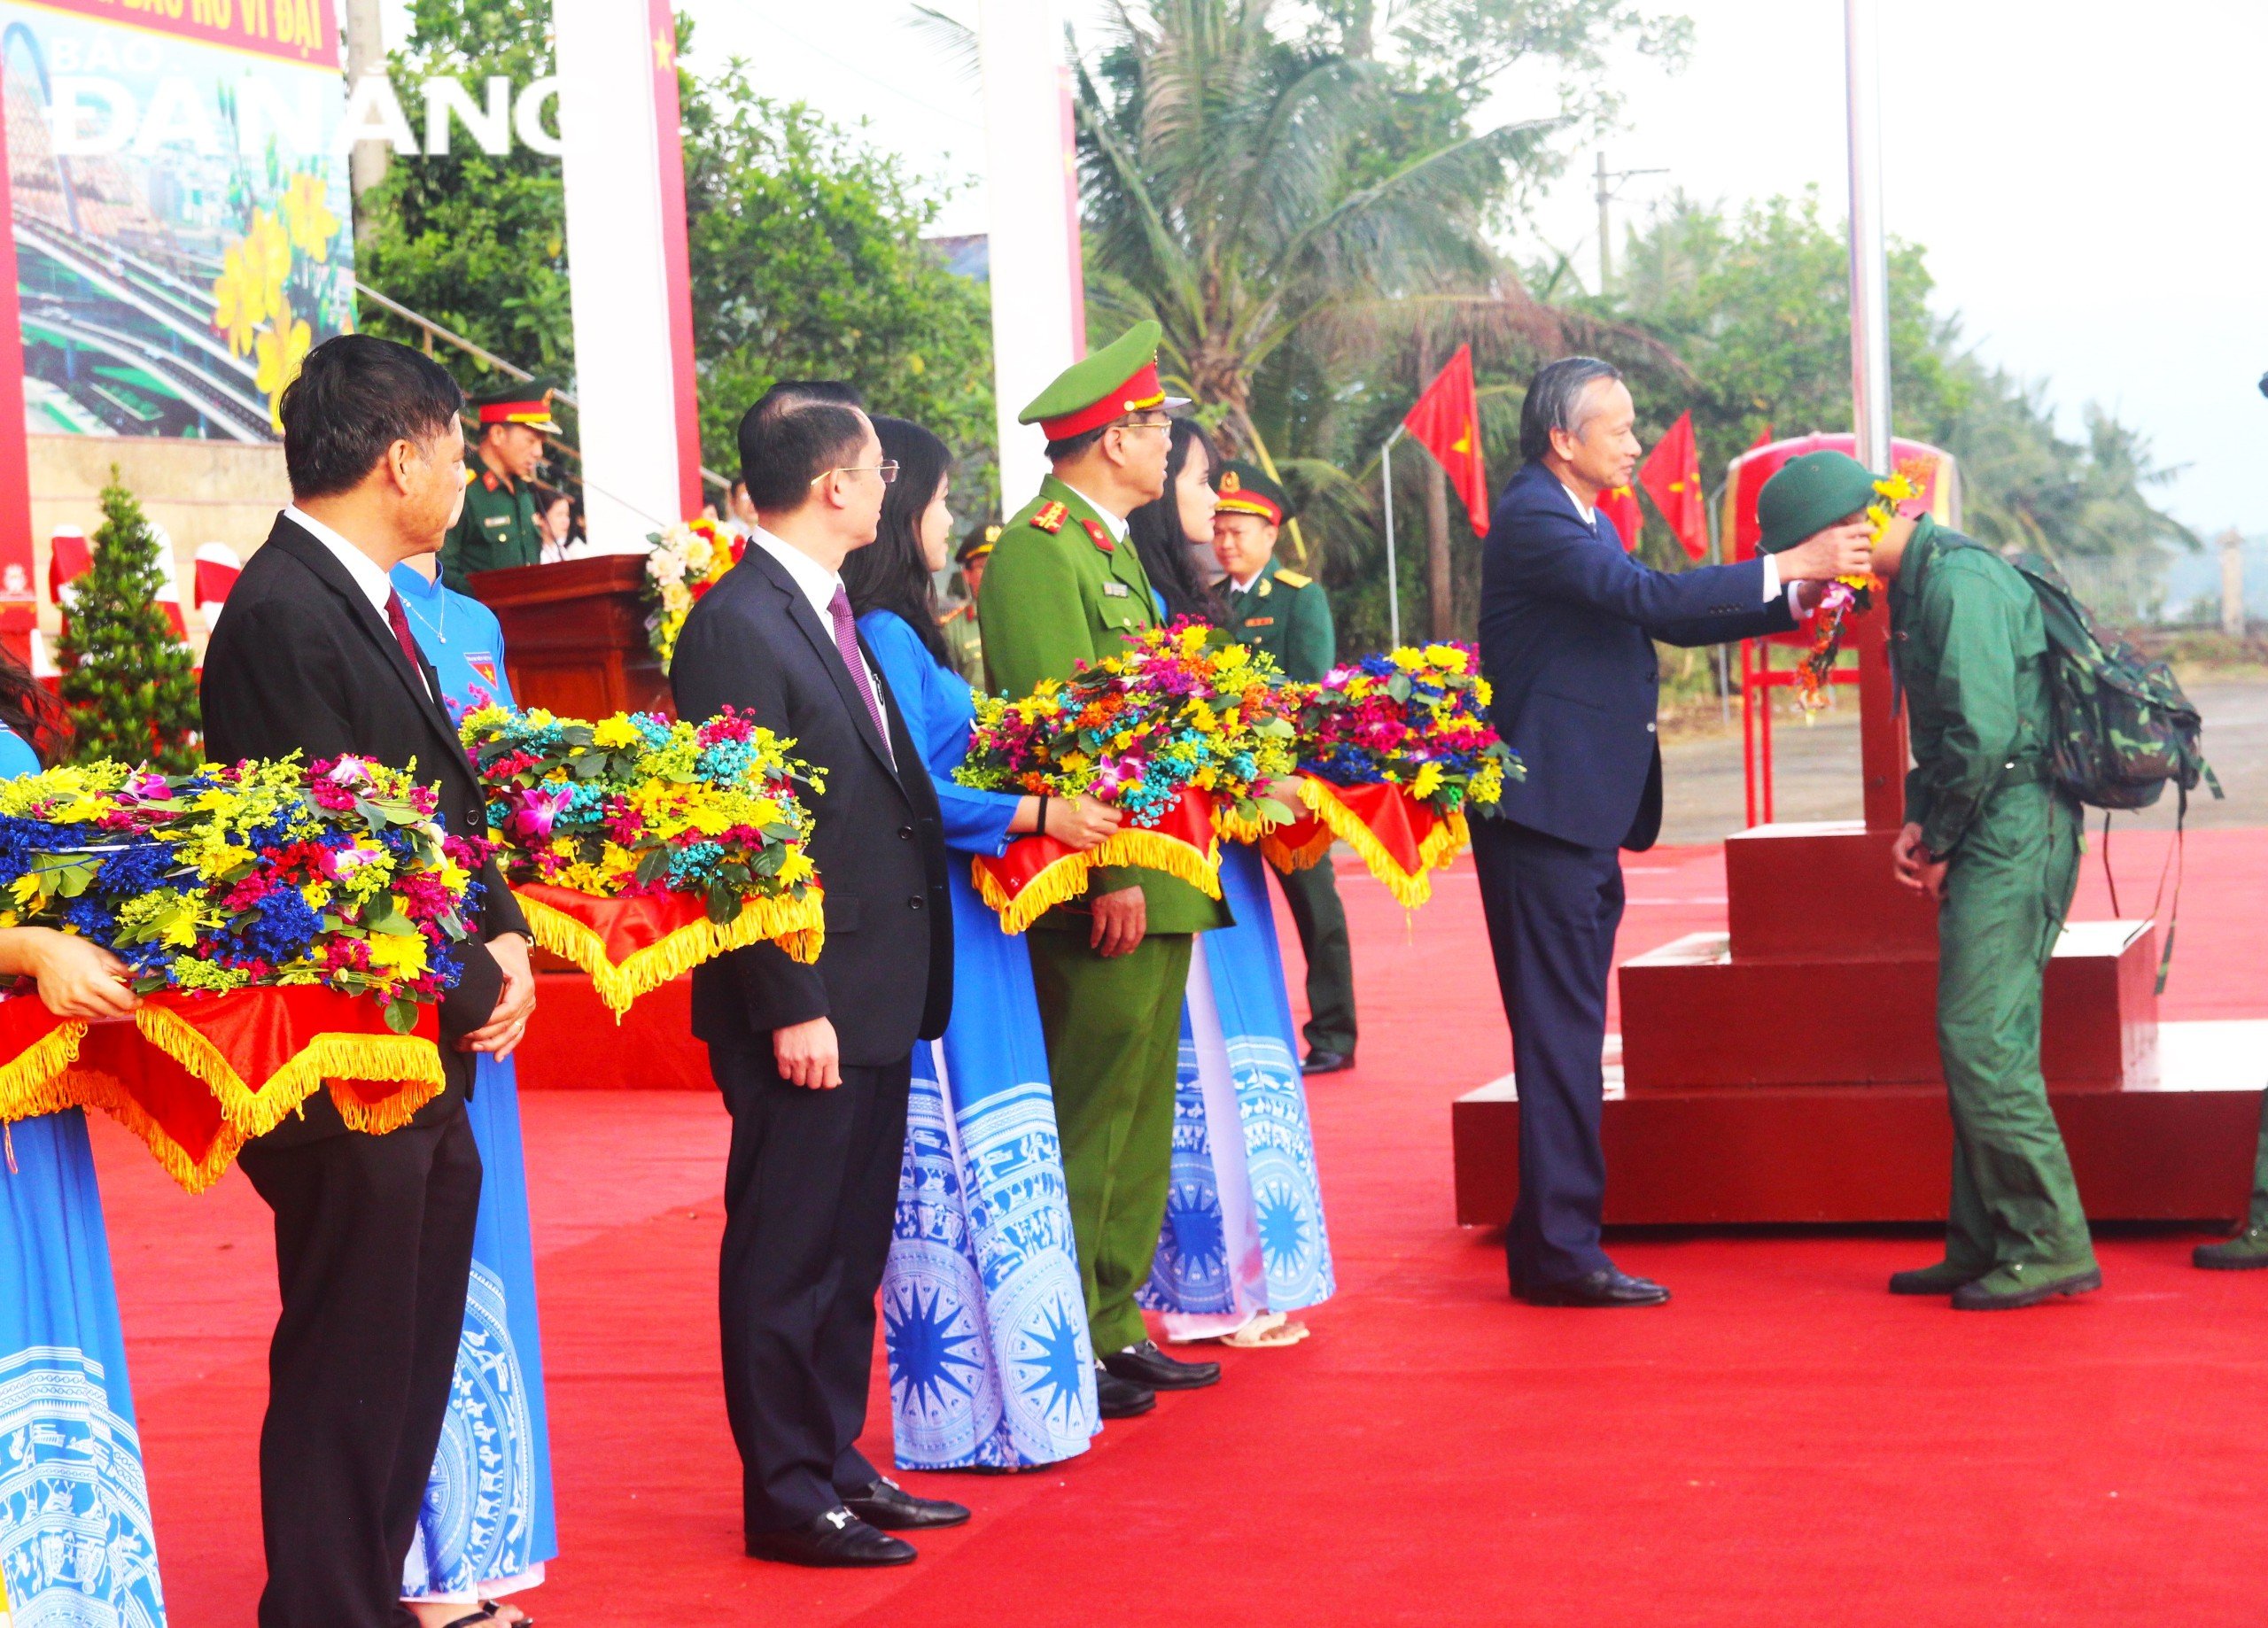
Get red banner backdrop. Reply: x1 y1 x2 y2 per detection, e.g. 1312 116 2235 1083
18 0 338 66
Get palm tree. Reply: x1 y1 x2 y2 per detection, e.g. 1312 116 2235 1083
1075 0 1551 469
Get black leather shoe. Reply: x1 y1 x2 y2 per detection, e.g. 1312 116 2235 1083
1103 1338 1222 1390
843 1477 969 1531
1517 1268 1671 1307
1095 1365 1156 1419
1302 1049 1354 1074
745 1508 916 1568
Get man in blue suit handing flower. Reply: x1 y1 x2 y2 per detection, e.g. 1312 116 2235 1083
1473 357 1874 1306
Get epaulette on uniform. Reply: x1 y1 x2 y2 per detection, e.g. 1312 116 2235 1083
1030 500 1068 534
1274 569 1312 589
1080 518 1113 554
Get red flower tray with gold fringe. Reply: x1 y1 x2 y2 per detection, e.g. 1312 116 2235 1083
1260 776 1472 908
970 787 1222 934
0 986 446 1194
509 881 825 1019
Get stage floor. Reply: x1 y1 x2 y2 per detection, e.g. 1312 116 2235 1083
95 826 2268 1625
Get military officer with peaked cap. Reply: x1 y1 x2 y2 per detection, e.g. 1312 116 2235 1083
1211 459 1358 1074
439 381 559 591
977 320 1229 1420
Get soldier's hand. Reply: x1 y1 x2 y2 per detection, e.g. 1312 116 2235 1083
1891 822 1946 899
1777 517 1874 582
1090 885 1146 957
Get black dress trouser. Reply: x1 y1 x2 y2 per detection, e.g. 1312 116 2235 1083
237 1106 483 1628
711 1042 912 1537
1470 817 1626 1292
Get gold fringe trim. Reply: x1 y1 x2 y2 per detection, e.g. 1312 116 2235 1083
514 887 827 1019
1260 825 1336 874
132 1004 447 1143
1090 826 1223 901
1298 779 1468 910
1211 802 1274 846
973 850 1097 936
64 1066 242 1196
0 1022 87 1123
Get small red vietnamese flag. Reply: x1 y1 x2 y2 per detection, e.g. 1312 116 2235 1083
1597 485 1643 552
1639 410 1707 561
1404 345 1489 536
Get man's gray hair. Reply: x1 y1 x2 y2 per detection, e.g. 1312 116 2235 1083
1518 355 1624 464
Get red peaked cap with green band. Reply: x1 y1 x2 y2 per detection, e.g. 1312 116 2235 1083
1018 320 1190 442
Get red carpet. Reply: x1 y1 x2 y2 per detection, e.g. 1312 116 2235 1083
94 829 2268 1625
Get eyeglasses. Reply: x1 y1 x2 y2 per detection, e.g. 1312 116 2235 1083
811 461 899 485
1115 417 1173 436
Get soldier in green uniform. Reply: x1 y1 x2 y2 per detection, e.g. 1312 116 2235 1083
438 382 559 591
1760 450 2099 1310
977 321 1228 1416
1211 461 1357 1073
938 523 996 691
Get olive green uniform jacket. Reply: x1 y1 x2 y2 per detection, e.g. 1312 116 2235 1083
977 472 1229 934
1226 556 1357 1054
439 465 542 593
1891 517 2094 1273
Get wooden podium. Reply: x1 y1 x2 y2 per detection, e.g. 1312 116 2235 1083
467 555 671 719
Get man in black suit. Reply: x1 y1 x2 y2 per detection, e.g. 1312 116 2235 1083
1475 356 1869 1306
200 335 538 1628
671 384 960 1569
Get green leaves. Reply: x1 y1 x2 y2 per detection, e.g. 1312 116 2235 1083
56 470 199 772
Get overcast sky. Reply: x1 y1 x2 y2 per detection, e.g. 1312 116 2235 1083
423 0 2264 539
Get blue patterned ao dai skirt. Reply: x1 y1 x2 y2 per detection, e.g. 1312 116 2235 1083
882 866 1099 1470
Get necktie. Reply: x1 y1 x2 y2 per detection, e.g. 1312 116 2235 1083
384 589 431 697
825 585 894 768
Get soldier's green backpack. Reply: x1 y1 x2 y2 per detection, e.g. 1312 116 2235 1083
1997 550 2222 815
1984 546 2223 990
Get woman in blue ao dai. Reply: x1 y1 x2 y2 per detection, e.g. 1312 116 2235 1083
1124 421 1336 1350
0 672 168 1628
390 554 555 1627
843 416 1123 1469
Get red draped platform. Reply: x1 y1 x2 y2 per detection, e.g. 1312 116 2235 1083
94 834 2268 1625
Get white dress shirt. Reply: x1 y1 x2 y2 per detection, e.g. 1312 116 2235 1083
284 505 431 697
1058 483 1130 543
1558 479 1796 609
744 524 886 717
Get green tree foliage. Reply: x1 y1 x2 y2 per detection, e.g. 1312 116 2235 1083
680 84 994 488
1605 192 2192 570
57 473 200 771
356 0 572 374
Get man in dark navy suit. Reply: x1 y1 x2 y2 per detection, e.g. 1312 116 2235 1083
1474 357 1873 1306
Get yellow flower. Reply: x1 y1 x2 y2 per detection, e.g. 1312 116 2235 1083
1411 762 1445 802
777 849 815 888
241 209 291 321
592 715 644 750
366 932 430 978
1392 648 1427 672
212 244 262 356
282 172 338 260
9 873 42 911
256 292 313 430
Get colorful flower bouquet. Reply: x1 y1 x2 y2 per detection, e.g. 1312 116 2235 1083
644 516 743 671
1794 469 1918 714
1265 644 1524 908
954 621 1301 932
462 706 826 1015
0 755 482 1191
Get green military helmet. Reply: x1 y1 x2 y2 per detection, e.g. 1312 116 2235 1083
467 379 563 436
1756 449 1879 554
1018 320 1189 440
1215 460 1291 526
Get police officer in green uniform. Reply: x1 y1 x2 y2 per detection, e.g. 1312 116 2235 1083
977 321 1228 1416
1759 450 2099 1310
938 523 997 691
1211 460 1357 1074
439 382 559 591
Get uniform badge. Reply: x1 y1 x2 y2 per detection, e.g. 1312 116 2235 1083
481 471 501 492
1256 578 1272 597
1031 500 1068 534
467 653 499 687
1245 616 1274 627
1101 581 1130 598
1080 518 1114 554
1220 469 1242 494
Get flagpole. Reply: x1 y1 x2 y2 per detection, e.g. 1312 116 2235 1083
1380 425 1405 647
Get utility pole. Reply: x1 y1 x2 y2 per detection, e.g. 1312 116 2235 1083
1593 151 1667 297
2221 526 2247 638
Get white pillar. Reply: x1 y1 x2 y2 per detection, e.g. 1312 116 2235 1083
1844 0 1891 471
554 0 699 549
979 0 1084 509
